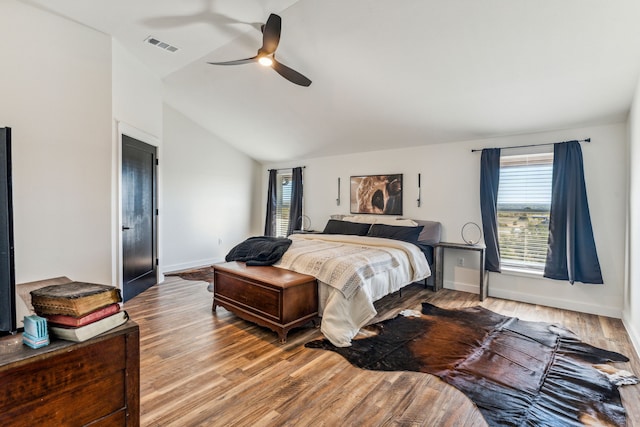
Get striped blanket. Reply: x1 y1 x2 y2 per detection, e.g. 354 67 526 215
277 234 425 299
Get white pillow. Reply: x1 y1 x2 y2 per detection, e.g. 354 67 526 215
341 215 373 223
343 215 418 227
381 218 418 226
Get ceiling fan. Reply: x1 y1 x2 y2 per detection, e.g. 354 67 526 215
208 13 312 87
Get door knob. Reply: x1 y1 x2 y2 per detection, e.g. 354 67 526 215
122 226 131 230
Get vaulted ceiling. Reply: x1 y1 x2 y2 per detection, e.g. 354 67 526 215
24 0 640 163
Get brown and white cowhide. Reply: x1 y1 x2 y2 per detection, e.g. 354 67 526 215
165 266 216 290
306 303 639 427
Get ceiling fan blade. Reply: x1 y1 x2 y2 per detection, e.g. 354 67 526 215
208 56 258 66
272 58 312 87
260 14 281 54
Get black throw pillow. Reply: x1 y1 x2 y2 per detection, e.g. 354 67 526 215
367 223 424 243
322 219 371 236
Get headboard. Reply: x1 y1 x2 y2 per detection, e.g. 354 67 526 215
331 214 442 246
413 220 442 245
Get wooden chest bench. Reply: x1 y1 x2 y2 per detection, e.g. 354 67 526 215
212 262 318 343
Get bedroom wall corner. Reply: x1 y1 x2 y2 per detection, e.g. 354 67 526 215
263 122 628 320
624 74 640 358
112 39 164 289
161 105 258 273
250 162 265 236
1 1 113 323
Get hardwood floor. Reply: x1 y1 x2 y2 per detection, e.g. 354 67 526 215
124 277 640 427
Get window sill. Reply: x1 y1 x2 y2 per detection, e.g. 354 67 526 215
499 266 544 279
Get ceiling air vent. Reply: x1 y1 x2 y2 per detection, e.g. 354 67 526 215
144 36 179 53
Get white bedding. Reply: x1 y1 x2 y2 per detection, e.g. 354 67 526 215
275 234 430 347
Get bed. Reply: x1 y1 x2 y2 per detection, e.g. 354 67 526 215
273 217 441 347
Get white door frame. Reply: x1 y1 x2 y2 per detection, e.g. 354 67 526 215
113 120 162 291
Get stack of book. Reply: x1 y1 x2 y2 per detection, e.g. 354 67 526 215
30 282 128 342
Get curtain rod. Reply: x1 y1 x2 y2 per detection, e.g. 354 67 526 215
471 138 590 153
268 166 306 172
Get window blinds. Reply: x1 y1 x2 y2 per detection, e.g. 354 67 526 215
275 172 292 237
497 152 553 270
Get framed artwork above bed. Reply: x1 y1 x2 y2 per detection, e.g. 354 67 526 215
350 174 403 215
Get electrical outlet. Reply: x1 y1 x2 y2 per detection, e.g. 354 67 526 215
457 257 464 267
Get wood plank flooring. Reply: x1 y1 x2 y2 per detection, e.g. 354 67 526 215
124 277 640 427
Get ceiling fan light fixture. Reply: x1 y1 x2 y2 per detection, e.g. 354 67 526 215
258 56 273 67
208 14 311 86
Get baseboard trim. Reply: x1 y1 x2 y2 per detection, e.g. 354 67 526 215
444 280 621 318
489 288 622 319
622 314 640 359
443 281 479 295
162 257 223 275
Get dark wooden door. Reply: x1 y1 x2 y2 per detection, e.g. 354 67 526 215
122 135 157 302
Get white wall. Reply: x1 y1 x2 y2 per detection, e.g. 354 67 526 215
2 2 634 344
0 1 112 285
112 40 163 139
1 2 262 328
111 40 164 286
161 105 261 272
263 122 627 318
486 125 626 318
626 78 640 354
0 1 112 325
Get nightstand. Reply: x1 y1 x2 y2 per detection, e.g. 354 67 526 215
434 242 487 301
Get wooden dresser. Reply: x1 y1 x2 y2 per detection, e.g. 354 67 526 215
213 262 318 343
0 321 139 426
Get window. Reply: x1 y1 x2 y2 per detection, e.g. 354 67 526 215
497 151 553 272
275 170 292 237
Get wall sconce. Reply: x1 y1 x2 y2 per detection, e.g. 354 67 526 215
417 173 422 207
336 177 341 206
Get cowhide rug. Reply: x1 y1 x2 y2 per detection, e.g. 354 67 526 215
305 303 638 427
165 266 216 290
